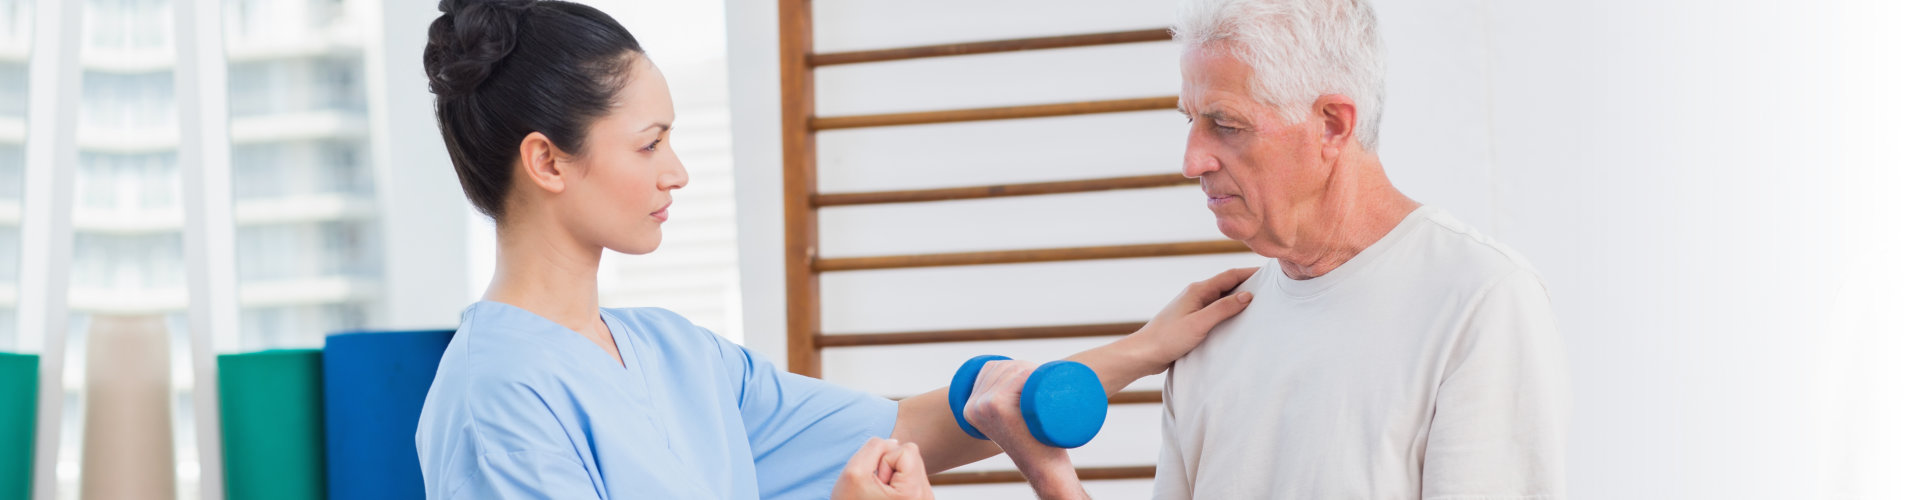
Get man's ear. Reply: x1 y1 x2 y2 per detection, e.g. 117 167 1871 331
1313 95 1359 159
520 131 566 194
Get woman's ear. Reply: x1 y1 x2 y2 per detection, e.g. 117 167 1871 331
519 131 567 194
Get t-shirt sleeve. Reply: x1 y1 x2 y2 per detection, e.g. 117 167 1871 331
1151 364 1194 500
1421 269 1571 499
717 339 899 500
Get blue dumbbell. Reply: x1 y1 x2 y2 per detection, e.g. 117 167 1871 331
947 355 1108 448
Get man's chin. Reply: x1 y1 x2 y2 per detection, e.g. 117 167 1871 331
1214 218 1257 242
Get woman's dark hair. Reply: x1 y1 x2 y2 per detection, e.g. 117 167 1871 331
423 0 643 221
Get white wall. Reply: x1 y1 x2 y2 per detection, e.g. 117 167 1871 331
369 0 469 331
726 0 1920 498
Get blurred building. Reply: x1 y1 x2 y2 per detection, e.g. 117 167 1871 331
222 0 380 350
62 0 390 496
0 0 28 350
6 0 742 497
71 0 188 496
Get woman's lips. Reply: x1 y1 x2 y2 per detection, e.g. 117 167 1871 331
651 202 671 222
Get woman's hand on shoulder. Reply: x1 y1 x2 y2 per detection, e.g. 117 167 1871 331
832 438 936 500
1129 267 1258 372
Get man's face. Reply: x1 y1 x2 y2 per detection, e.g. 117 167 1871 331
1179 45 1331 250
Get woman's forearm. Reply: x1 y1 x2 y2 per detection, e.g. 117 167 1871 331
889 333 1162 473
885 268 1254 480
1064 333 1163 395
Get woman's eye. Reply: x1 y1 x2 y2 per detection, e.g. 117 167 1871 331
642 139 663 152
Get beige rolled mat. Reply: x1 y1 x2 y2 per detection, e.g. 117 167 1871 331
79 315 176 500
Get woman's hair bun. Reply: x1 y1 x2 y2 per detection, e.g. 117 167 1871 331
424 0 540 97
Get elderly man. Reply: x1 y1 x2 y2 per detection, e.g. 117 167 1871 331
849 0 1569 498
1151 0 1571 498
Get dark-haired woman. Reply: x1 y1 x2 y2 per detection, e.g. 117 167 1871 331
413 1 1256 498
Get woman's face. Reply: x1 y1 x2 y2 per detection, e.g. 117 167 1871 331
550 55 687 255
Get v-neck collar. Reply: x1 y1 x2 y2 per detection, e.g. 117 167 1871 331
470 300 633 372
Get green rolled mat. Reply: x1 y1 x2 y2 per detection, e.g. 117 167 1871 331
0 353 34 500
219 349 326 500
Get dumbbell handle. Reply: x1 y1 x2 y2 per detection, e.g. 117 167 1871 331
947 355 1108 449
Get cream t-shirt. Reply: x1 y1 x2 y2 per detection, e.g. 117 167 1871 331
1153 206 1569 500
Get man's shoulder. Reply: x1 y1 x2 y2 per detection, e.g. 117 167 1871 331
1403 207 1548 292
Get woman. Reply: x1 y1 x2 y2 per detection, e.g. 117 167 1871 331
413 1 1256 498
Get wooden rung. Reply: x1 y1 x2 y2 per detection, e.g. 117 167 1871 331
810 28 1172 66
887 390 1162 406
819 322 1142 347
1109 390 1163 405
813 174 1196 207
930 465 1156 485
812 96 1178 130
814 240 1247 272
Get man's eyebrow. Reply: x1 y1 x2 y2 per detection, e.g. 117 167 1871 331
1202 110 1241 124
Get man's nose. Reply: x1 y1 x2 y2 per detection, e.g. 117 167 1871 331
1183 147 1221 178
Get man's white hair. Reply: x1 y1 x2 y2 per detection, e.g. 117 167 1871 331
1174 0 1387 151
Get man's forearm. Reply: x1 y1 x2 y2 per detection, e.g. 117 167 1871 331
1014 453 1091 500
891 388 1004 473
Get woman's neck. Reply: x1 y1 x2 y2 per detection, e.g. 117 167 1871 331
483 219 605 334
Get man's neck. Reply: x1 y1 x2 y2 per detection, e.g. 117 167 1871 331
1275 159 1420 280
483 217 606 334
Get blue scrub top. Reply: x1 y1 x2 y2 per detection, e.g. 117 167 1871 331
417 301 898 499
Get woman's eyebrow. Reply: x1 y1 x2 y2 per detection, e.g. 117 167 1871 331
638 123 671 134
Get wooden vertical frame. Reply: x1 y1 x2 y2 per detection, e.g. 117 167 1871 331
777 0 822 377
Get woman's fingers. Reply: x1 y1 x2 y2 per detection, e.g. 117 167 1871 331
1191 290 1254 327
843 437 888 478
1192 267 1258 302
1210 266 1260 290
877 439 907 485
889 442 934 493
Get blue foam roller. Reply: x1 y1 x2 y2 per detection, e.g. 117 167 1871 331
948 355 1010 440
1020 361 1108 448
322 330 455 500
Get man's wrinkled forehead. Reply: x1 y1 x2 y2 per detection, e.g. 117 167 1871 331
1178 46 1257 119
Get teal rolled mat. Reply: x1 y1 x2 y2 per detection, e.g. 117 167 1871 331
0 353 35 500
219 349 326 500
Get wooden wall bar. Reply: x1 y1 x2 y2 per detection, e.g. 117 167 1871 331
812 96 1178 130
781 2 1187 487
810 28 1172 66
814 240 1245 272
931 465 1156 485
812 173 1196 207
